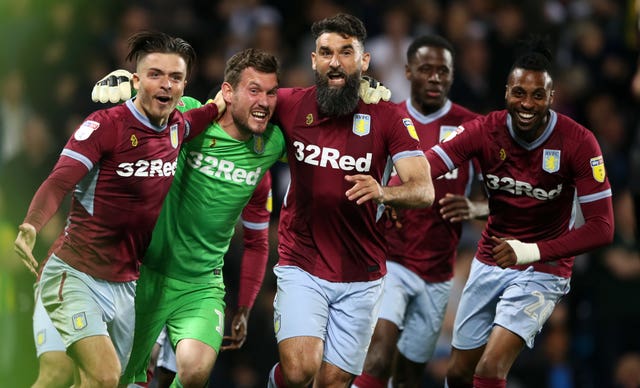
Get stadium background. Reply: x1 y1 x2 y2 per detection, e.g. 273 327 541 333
0 0 639 387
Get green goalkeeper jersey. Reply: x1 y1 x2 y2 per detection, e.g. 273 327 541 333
143 96 286 283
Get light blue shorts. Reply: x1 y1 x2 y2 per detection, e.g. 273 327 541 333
378 261 452 363
32 285 66 357
156 327 177 373
273 265 384 375
38 254 136 370
452 259 570 349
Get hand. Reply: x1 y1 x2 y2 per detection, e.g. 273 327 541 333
491 236 540 268
439 193 474 223
14 223 39 276
220 307 249 351
359 75 391 104
344 174 384 205
205 90 226 120
91 69 133 103
490 236 517 269
384 205 402 229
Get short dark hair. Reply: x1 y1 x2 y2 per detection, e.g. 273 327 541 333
126 31 197 78
406 34 455 63
311 13 367 44
224 48 280 88
510 34 554 75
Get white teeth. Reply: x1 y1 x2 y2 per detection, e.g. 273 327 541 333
519 112 534 119
252 112 266 118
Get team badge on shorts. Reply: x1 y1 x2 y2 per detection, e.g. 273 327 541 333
36 330 46 346
170 124 179 148
439 125 457 142
74 120 100 141
72 312 88 330
542 149 561 173
274 312 281 335
353 114 371 136
590 156 606 182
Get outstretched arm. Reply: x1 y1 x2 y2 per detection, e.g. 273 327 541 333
14 158 87 276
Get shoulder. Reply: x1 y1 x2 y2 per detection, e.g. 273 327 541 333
554 112 591 137
266 123 285 138
277 86 313 100
450 103 480 121
177 96 203 112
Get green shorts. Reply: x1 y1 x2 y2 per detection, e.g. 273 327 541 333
120 264 225 384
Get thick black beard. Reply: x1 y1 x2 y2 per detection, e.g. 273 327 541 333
315 71 360 117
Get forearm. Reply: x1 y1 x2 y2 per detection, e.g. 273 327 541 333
471 200 489 220
238 227 269 308
381 180 433 208
384 156 434 208
24 160 84 231
538 199 614 261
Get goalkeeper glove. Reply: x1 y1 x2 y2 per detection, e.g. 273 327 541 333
359 75 391 104
91 69 133 104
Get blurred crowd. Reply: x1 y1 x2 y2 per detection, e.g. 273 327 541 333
0 0 639 387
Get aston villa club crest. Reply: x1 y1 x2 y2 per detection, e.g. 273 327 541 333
72 312 88 330
36 330 46 346
170 124 179 148
439 125 457 142
353 114 371 136
253 135 265 154
590 156 606 182
542 149 561 173
274 312 281 335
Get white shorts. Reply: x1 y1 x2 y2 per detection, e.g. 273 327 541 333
156 327 177 373
38 254 136 370
377 261 452 363
32 286 65 357
272 265 384 375
452 259 570 349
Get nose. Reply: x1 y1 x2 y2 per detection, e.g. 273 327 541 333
521 95 534 109
329 54 340 68
161 75 172 90
427 71 440 82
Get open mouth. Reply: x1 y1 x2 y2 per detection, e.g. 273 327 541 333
517 111 535 123
251 110 268 121
156 96 171 104
327 72 345 85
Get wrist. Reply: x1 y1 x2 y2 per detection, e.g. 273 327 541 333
506 240 540 265
376 186 385 205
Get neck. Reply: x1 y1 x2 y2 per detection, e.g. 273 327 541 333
133 98 167 127
218 112 250 141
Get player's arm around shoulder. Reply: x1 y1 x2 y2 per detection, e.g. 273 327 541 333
383 154 435 208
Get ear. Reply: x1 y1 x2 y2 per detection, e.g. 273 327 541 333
132 73 140 91
311 52 317 71
221 82 233 103
361 52 370 73
549 89 555 105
